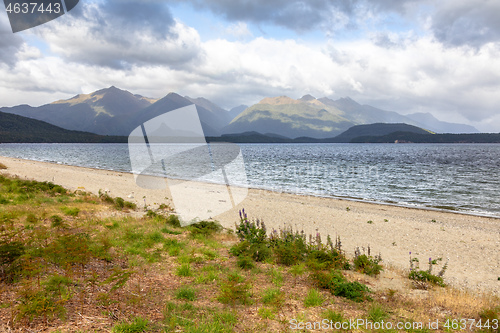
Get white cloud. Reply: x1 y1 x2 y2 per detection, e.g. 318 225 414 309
223 22 253 39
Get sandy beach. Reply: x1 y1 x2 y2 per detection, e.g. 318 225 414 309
1 155 499 296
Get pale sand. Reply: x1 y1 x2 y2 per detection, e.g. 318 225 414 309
1 156 499 296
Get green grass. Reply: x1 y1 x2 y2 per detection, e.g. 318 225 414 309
261 287 281 305
176 263 193 277
367 303 389 322
60 206 80 217
112 316 149 333
175 286 197 301
304 288 324 307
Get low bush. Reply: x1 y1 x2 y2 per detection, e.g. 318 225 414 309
353 254 383 277
218 270 252 306
311 270 371 302
408 254 447 287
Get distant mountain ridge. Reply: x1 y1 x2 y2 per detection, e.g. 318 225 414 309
224 94 479 139
0 87 479 139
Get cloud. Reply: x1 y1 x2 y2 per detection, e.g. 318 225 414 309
184 0 360 33
0 15 26 66
34 0 202 69
431 0 500 48
223 22 253 39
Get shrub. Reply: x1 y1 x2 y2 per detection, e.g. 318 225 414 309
236 255 254 270
270 226 308 266
50 215 64 228
408 270 445 287
165 214 181 228
189 220 223 237
334 281 371 302
99 191 115 204
229 241 272 262
114 197 125 209
311 270 371 302
15 286 66 322
218 270 252 306
353 254 383 277
235 209 267 244
408 254 447 287
307 248 350 271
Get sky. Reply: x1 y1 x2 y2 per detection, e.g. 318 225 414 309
1 0 500 131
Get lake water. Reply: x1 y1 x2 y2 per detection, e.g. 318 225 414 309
1 143 500 217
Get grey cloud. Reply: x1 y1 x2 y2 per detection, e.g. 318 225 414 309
0 17 25 66
39 0 192 69
184 0 421 33
186 0 360 32
431 0 500 48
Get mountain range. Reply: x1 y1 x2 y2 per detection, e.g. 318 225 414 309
0 86 479 139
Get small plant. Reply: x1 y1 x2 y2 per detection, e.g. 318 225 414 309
189 220 223 237
261 287 281 305
50 215 64 228
268 267 283 287
270 225 307 266
175 286 196 301
323 309 345 324
165 214 181 228
367 220 373 224
60 206 80 217
229 240 272 262
236 255 255 270
311 270 371 302
112 316 149 333
258 307 275 319
176 263 193 277
408 253 447 287
235 209 267 244
367 303 389 322
346 207 350 211
353 253 383 277
0 162 7 170
218 270 252 306
304 288 324 307
290 263 306 286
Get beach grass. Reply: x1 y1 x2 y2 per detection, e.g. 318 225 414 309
0 173 499 332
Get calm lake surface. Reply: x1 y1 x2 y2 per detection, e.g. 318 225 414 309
1 143 500 217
